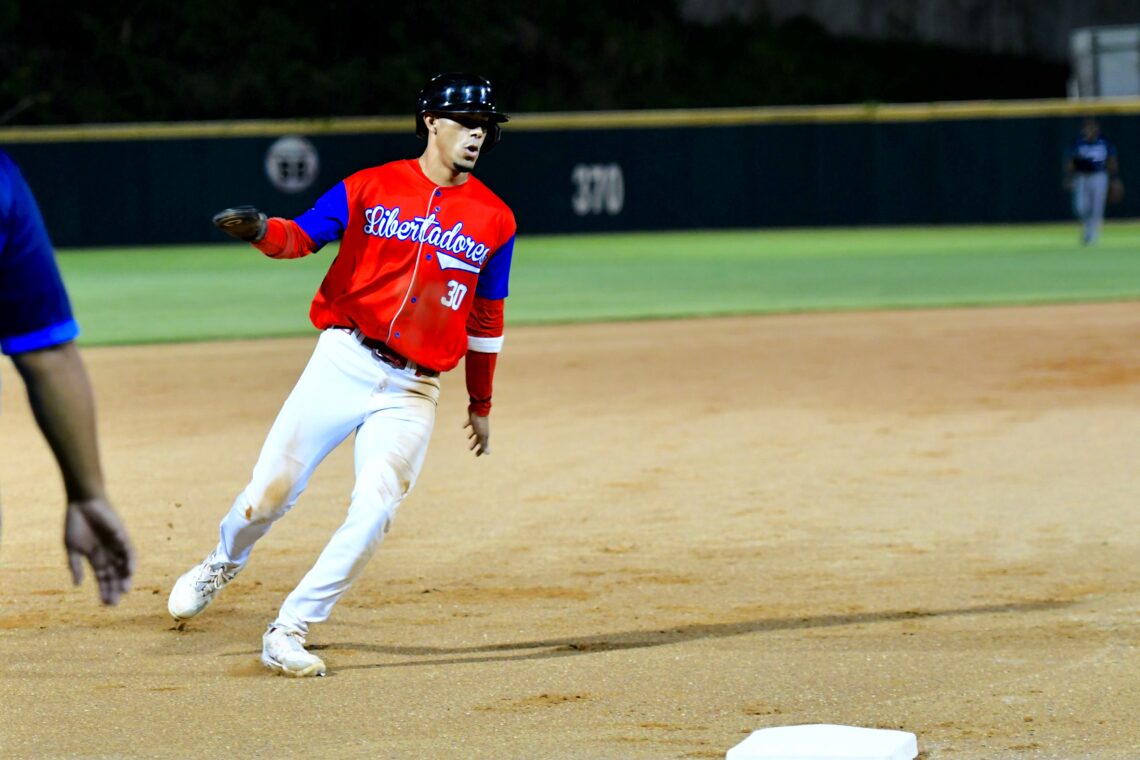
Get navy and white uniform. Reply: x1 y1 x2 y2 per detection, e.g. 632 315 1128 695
0 150 79 355
1066 134 1117 245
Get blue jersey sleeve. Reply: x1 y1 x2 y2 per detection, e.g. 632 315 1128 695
0 151 79 355
295 181 349 250
475 234 514 300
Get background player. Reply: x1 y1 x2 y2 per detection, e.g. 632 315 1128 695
0 149 135 605
1063 116 1122 246
167 73 515 677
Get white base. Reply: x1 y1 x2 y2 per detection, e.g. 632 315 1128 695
726 724 918 760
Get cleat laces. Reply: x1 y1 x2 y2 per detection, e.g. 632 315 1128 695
194 559 237 594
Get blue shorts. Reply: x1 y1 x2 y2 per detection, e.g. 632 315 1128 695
0 151 78 355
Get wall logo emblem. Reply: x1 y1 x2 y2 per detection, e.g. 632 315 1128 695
265 136 319 193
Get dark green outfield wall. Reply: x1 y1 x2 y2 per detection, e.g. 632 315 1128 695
3 106 1138 248
4 134 422 248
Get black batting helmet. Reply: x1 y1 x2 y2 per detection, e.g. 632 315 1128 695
415 73 509 151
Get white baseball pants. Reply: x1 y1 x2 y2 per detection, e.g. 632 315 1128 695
1073 171 1109 245
213 327 439 635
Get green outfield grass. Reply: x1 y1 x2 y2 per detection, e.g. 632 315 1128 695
56 221 1140 346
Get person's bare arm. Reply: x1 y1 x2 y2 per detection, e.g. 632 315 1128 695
11 342 134 604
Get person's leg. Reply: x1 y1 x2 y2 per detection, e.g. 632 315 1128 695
1086 171 1109 245
169 329 385 619
216 329 385 565
272 369 440 636
1073 174 1091 242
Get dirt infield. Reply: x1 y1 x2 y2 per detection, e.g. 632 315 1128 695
1 305 1138 759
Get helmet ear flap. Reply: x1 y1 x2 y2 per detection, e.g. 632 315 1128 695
482 123 502 152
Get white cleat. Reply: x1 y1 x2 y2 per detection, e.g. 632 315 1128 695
261 625 327 677
167 550 240 621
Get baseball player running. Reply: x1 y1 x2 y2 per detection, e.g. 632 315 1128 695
167 73 515 677
1063 116 1122 246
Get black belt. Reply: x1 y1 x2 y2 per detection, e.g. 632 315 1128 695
337 327 439 377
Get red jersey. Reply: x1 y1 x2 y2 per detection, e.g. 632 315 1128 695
293 159 516 372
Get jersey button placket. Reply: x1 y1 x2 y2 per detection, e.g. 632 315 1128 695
395 187 439 351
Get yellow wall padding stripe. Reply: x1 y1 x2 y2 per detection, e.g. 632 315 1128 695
3 98 1140 142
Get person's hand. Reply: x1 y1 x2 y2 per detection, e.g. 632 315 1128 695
65 498 135 605
1110 177 1126 204
464 412 491 456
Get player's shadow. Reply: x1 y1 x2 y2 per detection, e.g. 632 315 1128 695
320 598 1071 671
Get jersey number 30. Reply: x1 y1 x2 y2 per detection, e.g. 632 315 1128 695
441 280 468 311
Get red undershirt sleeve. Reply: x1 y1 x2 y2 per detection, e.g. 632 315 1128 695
465 297 505 416
252 218 318 259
